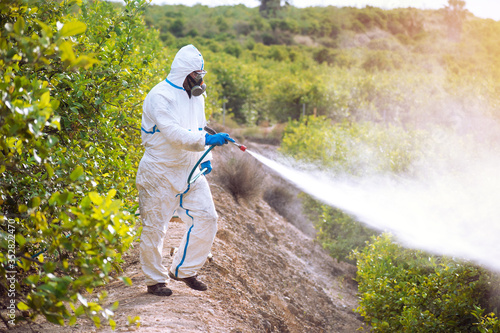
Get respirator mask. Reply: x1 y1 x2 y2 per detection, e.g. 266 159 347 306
186 70 207 97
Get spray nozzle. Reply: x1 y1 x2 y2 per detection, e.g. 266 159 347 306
204 126 246 152
234 143 247 151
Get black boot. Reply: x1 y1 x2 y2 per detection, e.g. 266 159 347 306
169 271 207 291
147 283 173 296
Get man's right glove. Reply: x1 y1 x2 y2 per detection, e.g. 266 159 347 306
205 133 235 146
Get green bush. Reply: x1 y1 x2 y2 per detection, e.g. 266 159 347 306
351 20 366 33
472 306 500 333
362 50 403 71
281 116 424 176
313 47 337 65
301 195 376 263
352 234 500 332
0 0 162 328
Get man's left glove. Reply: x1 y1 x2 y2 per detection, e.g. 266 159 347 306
201 161 212 175
205 133 235 146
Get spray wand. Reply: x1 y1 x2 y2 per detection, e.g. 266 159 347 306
204 126 247 152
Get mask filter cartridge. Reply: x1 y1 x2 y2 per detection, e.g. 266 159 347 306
191 82 206 96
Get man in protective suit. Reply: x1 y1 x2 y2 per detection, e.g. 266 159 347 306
136 45 234 296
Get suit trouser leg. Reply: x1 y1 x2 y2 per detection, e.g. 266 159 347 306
171 177 218 278
138 181 178 286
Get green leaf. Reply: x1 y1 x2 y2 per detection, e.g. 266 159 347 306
107 189 117 199
73 55 99 69
17 302 30 311
68 315 77 326
18 204 28 213
38 283 56 294
14 17 25 34
26 275 40 285
49 192 60 206
46 314 64 326
29 196 41 208
34 19 52 36
92 315 101 328
80 196 91 209
110 301 119 311
59 41 75 63
39 91 50 108
119 276 133 286
89 192 103 205
70 165 84 181
43 261 56 273
15 233 26 246
109 318 116 330
45 163 54 177
59 21 87 37
74 304 85 316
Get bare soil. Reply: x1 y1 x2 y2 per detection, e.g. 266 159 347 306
7 145 368 333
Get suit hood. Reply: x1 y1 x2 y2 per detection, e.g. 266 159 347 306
166 44 205 87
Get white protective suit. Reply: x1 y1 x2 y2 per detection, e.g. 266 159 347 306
136 45 217 286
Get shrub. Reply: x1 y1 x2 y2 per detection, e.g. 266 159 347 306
472 306 500 333
209 57 251 124
238 123 285 145
352 234 500 332
357 12 374 29
214 148 265 202
0 0 160 328
301 195 376 262
281 117 424 176
224 42 242 58
169 18 185 37
313 47 337 65
262 32 277 45
268 45 288 62
362 50 402 71
351 19 366 33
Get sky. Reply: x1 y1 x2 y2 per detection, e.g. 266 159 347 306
147 0 500 21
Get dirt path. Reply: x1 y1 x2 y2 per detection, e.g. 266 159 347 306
8 147 367 333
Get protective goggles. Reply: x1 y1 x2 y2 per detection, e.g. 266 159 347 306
192 70 207 81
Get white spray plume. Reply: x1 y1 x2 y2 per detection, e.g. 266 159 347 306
247 130 500 272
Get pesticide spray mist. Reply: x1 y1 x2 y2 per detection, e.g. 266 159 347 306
246 127 500 272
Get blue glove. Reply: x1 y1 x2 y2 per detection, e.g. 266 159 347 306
205 133 235 146
201 161 212 175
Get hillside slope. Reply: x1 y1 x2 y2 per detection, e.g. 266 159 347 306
8 147 366 333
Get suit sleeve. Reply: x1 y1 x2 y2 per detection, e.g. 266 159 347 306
152 95 205 152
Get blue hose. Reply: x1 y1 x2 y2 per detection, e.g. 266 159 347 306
187 145 215 185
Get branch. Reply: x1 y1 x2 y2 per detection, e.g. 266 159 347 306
19 255 44 266
103 98 120 108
